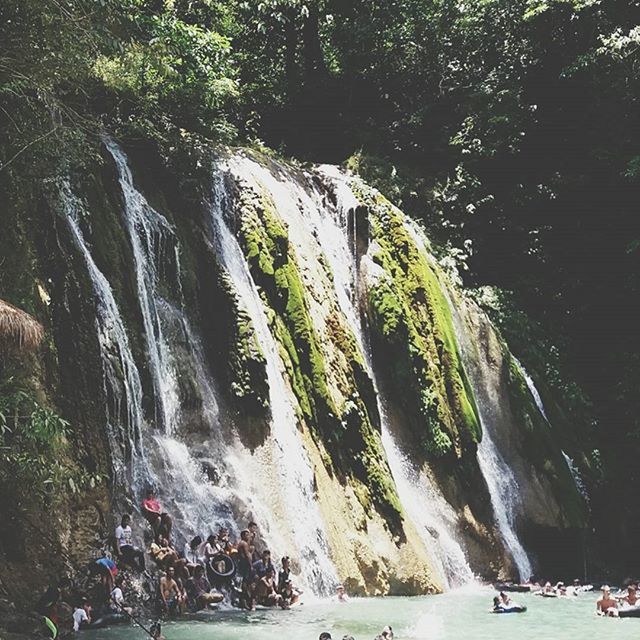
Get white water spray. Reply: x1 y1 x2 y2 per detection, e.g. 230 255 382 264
513 358 588 503
405 220 533 581
104 137 181 435
313 165 475 588
209 163 339 594
475 425 533 580
61 182 148 492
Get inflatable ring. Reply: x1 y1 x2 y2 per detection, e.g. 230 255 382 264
493 583 531 593
619 607 640 618
491 606 527 614
208 553 236 579
88 613 128 629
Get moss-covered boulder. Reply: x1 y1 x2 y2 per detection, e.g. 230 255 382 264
357 189 480 459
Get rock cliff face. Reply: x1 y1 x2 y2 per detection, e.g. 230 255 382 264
0 138 588 605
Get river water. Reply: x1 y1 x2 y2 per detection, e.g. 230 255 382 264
86 589 639 640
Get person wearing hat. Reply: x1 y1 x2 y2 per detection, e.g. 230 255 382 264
596 585 619 616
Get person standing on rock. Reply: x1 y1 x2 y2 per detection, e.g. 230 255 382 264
236 530 253 580
159 567 184 616
248 521 260 561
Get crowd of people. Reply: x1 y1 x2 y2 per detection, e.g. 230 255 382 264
491 577 640 618
37 487 640 638
128 490 308 615
36 489 312 638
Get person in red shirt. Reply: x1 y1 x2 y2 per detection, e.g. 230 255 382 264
141 489 172 539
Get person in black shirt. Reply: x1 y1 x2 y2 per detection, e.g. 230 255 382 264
277 556 291 592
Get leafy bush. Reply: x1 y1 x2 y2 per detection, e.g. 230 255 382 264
0 377 102 501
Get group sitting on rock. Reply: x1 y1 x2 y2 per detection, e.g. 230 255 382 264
35 488 309 637
142 491 305 614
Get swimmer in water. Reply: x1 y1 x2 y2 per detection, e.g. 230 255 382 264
336 585 349 602
596 585 618 617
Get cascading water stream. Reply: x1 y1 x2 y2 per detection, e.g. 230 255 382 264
311 165 474 588
209 164 338 595
513 358 589 503
513 357 549 424
475 424 533 581
104 137 181 436
216 156 475 587
61 182 148 492
103 140 253 539
405 219 533 581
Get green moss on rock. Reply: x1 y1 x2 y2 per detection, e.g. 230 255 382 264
232 181 403 528
360 189 481 458
216 270 269 412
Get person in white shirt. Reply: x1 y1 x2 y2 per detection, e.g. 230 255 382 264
115 514 146 572
110 577 133 615
72 600 92 631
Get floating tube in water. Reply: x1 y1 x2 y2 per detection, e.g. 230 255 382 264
491 606 527 614
208 554 236 579
87 613 128 629
619 607 640 618
493 583 531 593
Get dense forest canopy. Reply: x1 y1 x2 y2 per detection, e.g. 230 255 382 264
1 0 639 552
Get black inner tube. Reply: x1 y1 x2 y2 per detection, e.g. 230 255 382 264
208 554 236 578
88 613 128 629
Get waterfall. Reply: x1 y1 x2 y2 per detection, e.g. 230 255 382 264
562 452 589 503
312 165 474 588
405 220 533 581
61 181 149 493
209 164 339 595
475 427 533 581
513 357 549 424
103 137 182 436
513 359 589 503
102 140 261 541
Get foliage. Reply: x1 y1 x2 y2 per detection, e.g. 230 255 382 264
0 376 102 501
94 7 238 140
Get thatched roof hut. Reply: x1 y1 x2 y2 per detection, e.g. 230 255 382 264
0 298 44 353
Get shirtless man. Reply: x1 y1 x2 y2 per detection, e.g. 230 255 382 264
160 567 185 615
619 585 639 607
255 567 281 607
236 530 253 580
248 521 259 561
596 585 618 616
